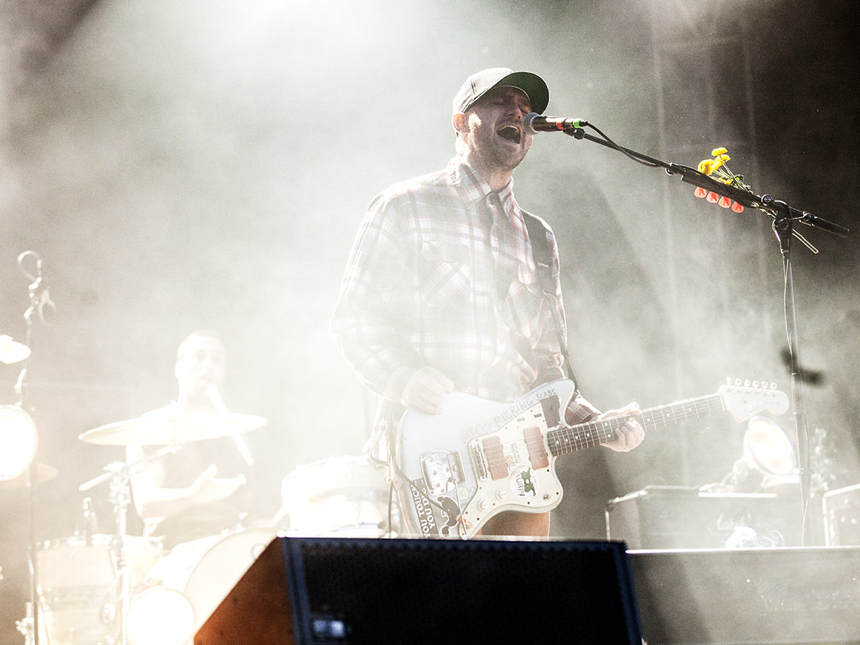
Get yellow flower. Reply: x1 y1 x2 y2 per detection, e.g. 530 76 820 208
699 148 733 176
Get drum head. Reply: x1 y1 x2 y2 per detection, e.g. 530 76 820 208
37 534 163 645
280 456 389 536
182 528 277 632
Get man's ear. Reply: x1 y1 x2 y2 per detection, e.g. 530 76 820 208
452 111 469 134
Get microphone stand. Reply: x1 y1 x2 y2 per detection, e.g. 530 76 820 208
560 126 849 547
14 251 47 645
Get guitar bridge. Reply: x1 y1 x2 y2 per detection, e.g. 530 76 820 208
420 451 465 496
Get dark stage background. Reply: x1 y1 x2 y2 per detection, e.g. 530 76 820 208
1 0 859 641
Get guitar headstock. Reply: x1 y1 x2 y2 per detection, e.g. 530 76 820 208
718 379 789 422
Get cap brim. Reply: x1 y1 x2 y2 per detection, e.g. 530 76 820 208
492 71 549 115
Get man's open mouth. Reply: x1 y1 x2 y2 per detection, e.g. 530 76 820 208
496 124 522 144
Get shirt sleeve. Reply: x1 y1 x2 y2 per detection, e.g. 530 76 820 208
565 392 601 424
330 194 421 404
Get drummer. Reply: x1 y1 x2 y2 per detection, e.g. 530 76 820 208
127 331 256 549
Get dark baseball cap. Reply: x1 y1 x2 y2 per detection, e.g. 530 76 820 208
452 68 549 116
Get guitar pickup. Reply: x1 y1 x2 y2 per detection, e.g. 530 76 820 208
420 451 465 496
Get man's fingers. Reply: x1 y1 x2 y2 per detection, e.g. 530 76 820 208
420 366 454 393
601 402 645 453
402 367 454 414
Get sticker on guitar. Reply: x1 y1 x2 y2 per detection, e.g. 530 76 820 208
396 378 789 539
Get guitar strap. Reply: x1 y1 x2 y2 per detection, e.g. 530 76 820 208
522 210 582 392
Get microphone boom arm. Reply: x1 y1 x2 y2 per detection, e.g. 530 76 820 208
563 126 850 239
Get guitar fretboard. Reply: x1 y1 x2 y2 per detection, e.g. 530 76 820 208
546 394 724 456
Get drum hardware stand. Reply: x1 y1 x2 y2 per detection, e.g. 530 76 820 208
80 463 133 645
15 601 35 645
79 445 183 645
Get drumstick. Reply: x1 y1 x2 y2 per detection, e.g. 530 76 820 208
207 384 254 466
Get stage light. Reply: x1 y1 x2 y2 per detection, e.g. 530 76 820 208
719 416 797 494
128 587 195 645
743 415 796 476
0 405 38 482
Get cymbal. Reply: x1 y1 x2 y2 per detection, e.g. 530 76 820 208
0 463 58 489
78 413 268 446
0 335 30 365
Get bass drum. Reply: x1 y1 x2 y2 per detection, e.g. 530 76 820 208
37 534 162 645
278 455 391 536
140 528 277 638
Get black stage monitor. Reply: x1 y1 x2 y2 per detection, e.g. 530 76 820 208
281 537 642 645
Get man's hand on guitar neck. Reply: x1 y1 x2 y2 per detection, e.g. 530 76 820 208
400 366 454 415
598 402 645 453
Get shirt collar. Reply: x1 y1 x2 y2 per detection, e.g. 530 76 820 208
448 156 520 218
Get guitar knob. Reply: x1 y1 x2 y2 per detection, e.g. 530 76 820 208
477 500 489 512
495 490 508 501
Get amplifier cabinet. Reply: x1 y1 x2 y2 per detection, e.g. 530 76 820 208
606 486 803 550
823 482 860 546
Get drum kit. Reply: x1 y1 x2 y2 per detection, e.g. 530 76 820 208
7 402 269 645
277 455 394 538
3 315 390 645
7 404 390 645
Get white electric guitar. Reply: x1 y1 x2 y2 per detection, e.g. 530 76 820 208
395 379 789 539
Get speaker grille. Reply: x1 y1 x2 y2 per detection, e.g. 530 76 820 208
284 537 642 645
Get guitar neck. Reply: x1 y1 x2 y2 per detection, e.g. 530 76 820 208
547 393 724 456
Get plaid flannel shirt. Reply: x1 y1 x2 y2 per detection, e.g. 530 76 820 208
332 157 599 453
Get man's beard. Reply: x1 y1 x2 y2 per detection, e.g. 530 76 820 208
466 127 528 173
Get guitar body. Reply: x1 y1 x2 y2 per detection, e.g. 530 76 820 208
396 380 576 539
395 378 789 540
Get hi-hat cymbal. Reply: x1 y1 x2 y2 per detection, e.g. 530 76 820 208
78 413 267 446
0 463 58 489
0 335 30 365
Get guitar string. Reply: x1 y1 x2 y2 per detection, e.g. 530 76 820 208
547 394 725 455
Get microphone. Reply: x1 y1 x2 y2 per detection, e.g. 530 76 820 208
18 250 56 325
35 281 57 326
523 112 588 134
